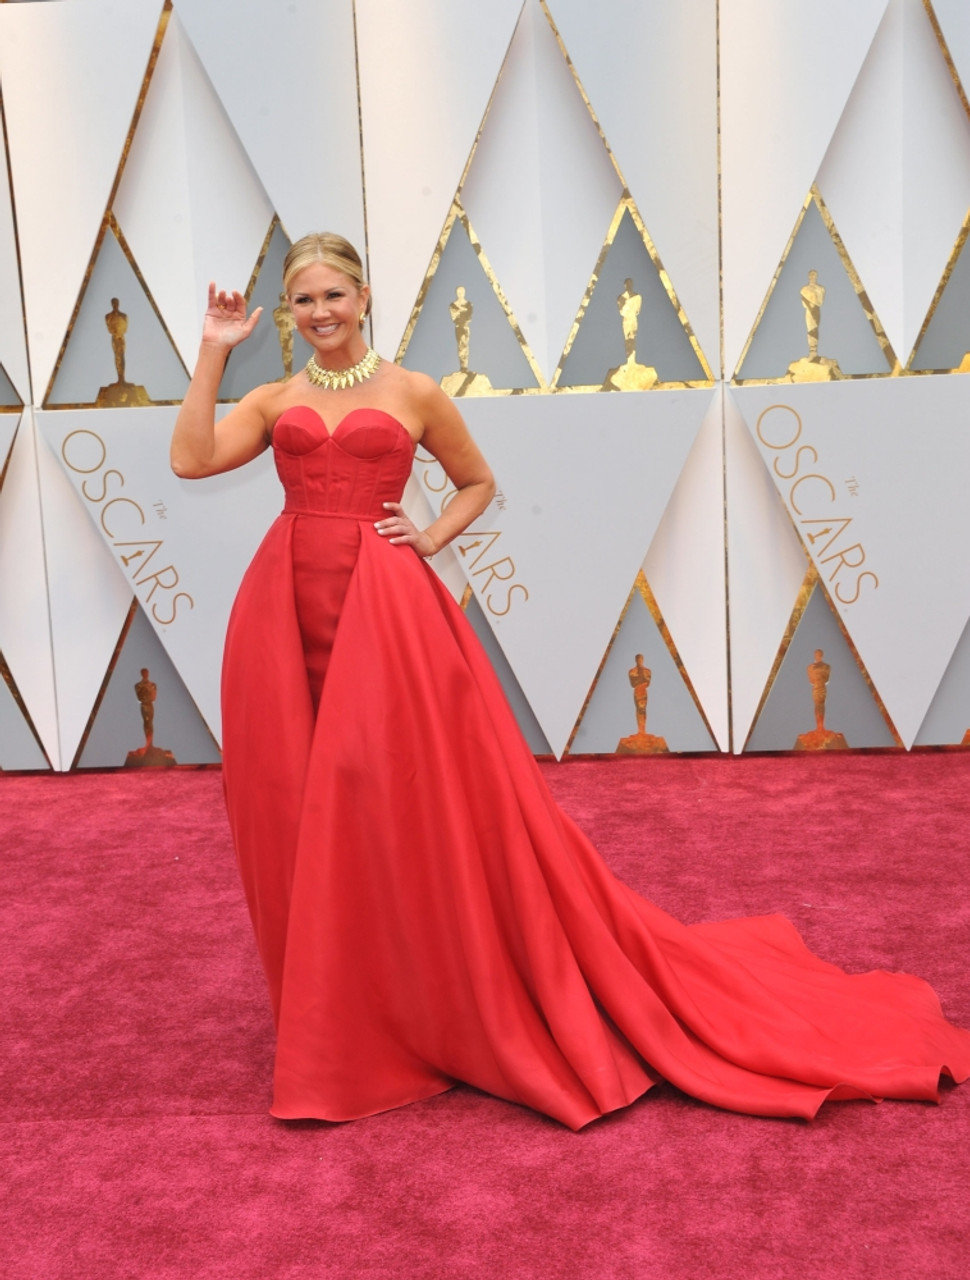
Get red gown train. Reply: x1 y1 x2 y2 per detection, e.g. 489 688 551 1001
221 405 970 1129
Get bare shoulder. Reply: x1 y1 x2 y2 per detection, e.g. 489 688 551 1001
230 378 292 434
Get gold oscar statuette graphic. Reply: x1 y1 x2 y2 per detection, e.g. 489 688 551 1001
603 278 659 392
787 270 843 383
440 286 494 396
616 655 668 755
273 292 296 379
124 667 177 768
794 649 848 750
96 298 152 407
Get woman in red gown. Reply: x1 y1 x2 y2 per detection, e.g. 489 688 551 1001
171 233 970 1130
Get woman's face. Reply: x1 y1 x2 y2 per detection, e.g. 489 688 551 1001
286 262 369 360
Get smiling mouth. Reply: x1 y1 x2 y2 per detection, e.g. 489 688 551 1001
312 324 340 336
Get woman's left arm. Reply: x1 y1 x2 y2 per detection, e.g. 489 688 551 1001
376 377 496 558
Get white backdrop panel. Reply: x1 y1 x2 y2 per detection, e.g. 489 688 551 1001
114 9 275 367
452 389 707 756
174 0 364 253
643 388 728 749
0 0 162 398
816 0 970 365
548 0 720 374
0 413 59 767
39 408 283 745
720 0 888 375
724 388 810 750
734 377 970 747
356 0 524 356
35 427 134 767
460 0 622 383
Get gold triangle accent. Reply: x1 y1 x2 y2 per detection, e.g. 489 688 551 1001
395 197 547 391
732 184 900 384
562 568 716 756
0 648 52 770
538 0 630 198
552 192 714 389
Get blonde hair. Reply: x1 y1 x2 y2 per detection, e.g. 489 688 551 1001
283 233 371 316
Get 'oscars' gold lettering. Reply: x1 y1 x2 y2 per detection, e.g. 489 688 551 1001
486 583 529 616
799 517 853 557
152 592 195 625
820 541 866 581
82 467 124 504
756 404 802 451
472 556 516 593
57 430 194 625
100 496 146 538
755 403 877 605
135 564 180 600
61 429 107 474
772 444 818 481
790 473 836 515
834 571 879 605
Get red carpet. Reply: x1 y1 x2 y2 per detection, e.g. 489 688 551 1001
2 754 969 1278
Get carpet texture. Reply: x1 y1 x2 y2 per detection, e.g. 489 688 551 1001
1 754 968 1278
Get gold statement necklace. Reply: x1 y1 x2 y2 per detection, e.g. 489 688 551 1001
305 348 381 391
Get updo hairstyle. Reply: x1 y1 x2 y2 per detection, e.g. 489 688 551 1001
282 233 372 319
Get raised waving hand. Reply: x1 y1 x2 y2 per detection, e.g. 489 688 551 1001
202 283 263 349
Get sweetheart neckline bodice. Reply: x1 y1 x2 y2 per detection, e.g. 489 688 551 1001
272 404 414 448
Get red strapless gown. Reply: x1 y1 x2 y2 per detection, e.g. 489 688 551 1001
221 405 970 1128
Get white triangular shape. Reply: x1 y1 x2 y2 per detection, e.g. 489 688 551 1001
724 388 809 750
114 9 274 366
0 412 59 766
816 0 970 363
643 389 728 749
357 0 524 355
720 0 888 373
547 0 719 376
0 0 162 397
176 0 363 254
461 0 623 382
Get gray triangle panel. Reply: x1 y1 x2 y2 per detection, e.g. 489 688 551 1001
737 200 892 381
0 659 50 771
75 604 221 769
569 591 715 755
47 226 189 406
400 216 539 391
745 583 896 752
558 208 707 388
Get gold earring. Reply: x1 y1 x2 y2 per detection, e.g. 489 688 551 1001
359 311 366 326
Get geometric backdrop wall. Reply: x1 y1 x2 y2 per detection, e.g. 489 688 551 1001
2 0 970 770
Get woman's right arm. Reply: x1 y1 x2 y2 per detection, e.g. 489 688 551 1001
170 284 273 479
